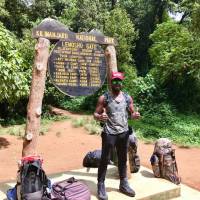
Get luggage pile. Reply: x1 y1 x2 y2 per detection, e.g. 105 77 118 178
83 127 141 174
7 155 91 200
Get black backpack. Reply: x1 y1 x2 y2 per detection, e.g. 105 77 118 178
83 150 113 168
17 157 49 200
83 150 102 168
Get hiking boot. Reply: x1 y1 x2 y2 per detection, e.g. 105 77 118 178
119 179 135 197
97 182 108 200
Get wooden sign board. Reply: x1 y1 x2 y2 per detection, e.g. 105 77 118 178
32 18 117 46
48 40 107 96
32 18 116 96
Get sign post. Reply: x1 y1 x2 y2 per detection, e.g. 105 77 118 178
22 38 50 156
22 18 116 156
22 18 131 178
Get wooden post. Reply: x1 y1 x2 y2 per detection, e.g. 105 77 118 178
105 45 118 91
22 37 50 157
104 45 131 179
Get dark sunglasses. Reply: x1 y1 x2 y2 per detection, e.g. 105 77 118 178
111 80 123 85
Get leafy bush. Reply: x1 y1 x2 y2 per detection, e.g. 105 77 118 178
104 6 137 65
143 102 176 126
125 73 167 112
149 20 200 112
120 63 137 94
0 23 29 104
130 111 200 147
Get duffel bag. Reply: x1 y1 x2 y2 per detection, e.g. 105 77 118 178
51 177 91 200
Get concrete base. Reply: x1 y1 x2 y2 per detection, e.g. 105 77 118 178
0 166 199 200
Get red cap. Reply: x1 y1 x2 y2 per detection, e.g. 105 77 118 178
111 72 124 80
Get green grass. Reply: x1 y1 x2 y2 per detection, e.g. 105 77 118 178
71 117 102 135
0 115 70 137
1 110 200 148
130 113 200 147
71 117 87 128
0 124 25 136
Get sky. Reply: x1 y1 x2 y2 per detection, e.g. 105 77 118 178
168 12 184 22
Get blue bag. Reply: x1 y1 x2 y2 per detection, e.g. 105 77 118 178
6 186 17 200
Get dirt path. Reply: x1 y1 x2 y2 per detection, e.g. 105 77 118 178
0 114 200 191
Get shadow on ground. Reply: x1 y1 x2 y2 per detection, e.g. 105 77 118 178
140 170 154 178
0 137 10 149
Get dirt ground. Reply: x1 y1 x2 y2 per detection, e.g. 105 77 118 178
0 112 200 191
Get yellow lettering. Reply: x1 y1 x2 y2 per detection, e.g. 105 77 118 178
76 34 97 42
86 43 97 49
104 37 114 44
64 42 83 48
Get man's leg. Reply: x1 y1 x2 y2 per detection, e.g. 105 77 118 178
97 132 115 200
116 132 135 197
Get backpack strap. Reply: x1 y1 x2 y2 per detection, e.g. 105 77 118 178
123 92 131 108
33 160 43 175
103 92 111 106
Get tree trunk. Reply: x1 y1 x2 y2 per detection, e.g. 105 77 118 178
22 38 50 157
111 0 117 9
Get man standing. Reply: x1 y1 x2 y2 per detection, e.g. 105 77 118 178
94 71 140 200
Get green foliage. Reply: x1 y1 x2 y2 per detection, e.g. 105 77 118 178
126 73 165 112
57 0 78 27
71 117 86 127
73 0 109 32
191 2 200 33
30 0 53 19
0 23 29 104
0 0 9 19
2 0 32 37
132 74 157 102
150 21 199 84
130 111 200 147
104 7 137 65
142 102 176 126
17 30 35 88
172 0 196 24
1 0 79 37
27 0 78 28
121 63 137 95
149 21 200 111
120 0 170 75
60 96 87 112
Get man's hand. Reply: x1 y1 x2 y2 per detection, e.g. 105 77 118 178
131 107 140 119
131 111 140 119
94 110 108 122
94 95 109 122
99 112 109 122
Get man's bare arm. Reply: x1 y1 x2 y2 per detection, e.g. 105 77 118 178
129 97 140 119
94 95 108 122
